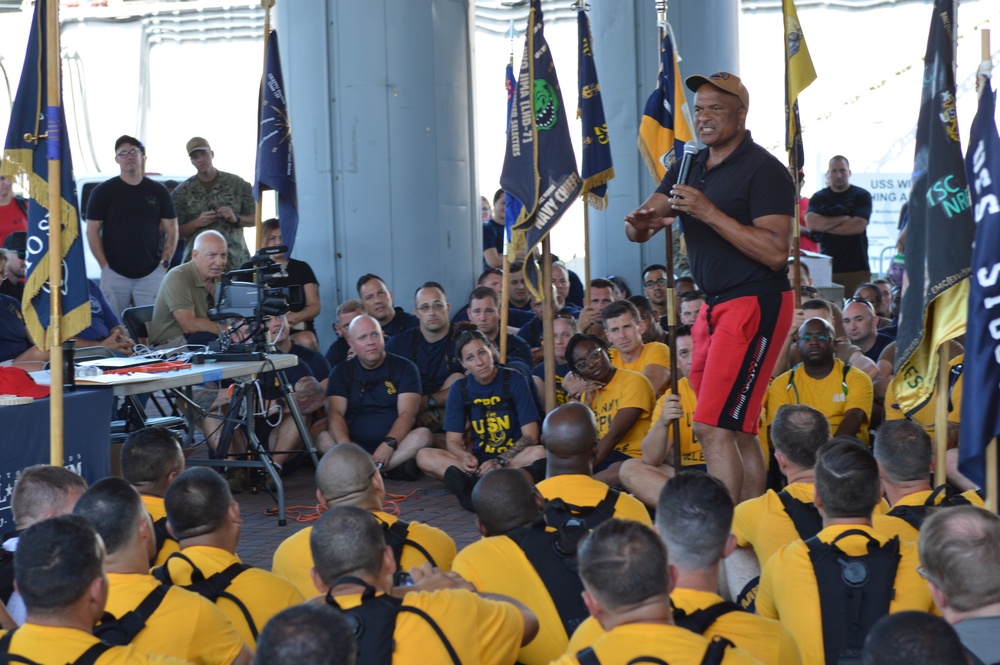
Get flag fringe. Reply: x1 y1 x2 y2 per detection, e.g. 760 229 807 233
2 148 81 255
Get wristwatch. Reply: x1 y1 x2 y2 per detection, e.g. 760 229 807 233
383 437 398 450
428 396 437 409
160 259 169 269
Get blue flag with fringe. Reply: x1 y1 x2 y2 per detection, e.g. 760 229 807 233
959 78 1000 488
254 31 299 254
500 0 581 295
577 9 613 210
1 0 90 348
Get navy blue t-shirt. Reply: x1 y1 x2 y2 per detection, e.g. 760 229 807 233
261 344 319 401
0 294 30 362
380 308 419 339
532 361 572 406
384 328 462 395
327 353 421 449
482 220 505 269
325 336 350 369
443 367 540 461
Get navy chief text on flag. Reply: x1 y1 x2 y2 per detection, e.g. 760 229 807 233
500 0 581 295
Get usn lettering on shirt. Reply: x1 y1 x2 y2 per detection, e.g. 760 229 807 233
595 396 632 455
471 395 514 455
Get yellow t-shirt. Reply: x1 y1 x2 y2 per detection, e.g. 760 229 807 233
587 368 654 458
756 523 935 665
328 587 524 665
766 359 874 444
535 475 651 526
732 482 817 569
158 545 304 649
556 622 759 665
271 510 457 598
649 377 704 467
877 487 986 543
453 535 568 665
610 341 671 373
141 494 180 568
0 623 188 665
105 572 246 665
567 588 800 665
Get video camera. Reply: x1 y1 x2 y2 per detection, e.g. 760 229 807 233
209 245 304 321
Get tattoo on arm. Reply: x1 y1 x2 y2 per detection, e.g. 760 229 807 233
498 436 535 465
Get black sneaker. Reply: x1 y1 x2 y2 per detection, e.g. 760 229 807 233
444 466 475 512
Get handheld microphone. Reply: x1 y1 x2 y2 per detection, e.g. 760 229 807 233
676 141 699 187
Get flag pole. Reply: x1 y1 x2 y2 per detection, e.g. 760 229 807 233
542 237 556 412
254 0 275 253
655 0 681 470
46 0 64 465
934 345 949 487
980 27 997 513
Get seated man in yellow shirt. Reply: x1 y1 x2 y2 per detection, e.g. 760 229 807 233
563 334 655 486
602 300 670 396
120 427 184 567
764 317 873 445
73 477 251 665
453 468 589 665
310 505 537 664
756 438 936 664
272 443 456 597
873 419 983 544
157 468 304 649
0 515 188 665
725 404 830 603
619 324 705 507
568 471 800 664
550 520 758 665
533 402 651 525
254 604 357 665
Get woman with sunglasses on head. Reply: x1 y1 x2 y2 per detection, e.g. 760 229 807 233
415 329 544 510
563 334 654 486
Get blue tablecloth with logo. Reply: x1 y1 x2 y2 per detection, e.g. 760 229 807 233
0 387 113 532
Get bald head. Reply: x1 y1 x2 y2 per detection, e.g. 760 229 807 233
543 402 599 460
472 469 541 536
315 443 381 508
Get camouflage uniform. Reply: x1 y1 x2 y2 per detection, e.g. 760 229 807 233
172 171 254 271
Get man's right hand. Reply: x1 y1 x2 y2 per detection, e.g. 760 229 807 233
459 451 479 474
625 206 673 234
196 210 218 228
406 563 475 594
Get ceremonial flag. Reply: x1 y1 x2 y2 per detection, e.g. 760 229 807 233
959 77 1000 488
783 0 816 168
577 9 614 210
500 0 582 295
638 27 693 183
1 0 90 348
504 61 523 243
254 30 299 254
892 0 974 416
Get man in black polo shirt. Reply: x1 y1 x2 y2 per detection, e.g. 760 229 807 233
356 273 418 339
625 72 794 504
385 281 464 432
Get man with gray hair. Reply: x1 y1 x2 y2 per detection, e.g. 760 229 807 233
918 506 1000 664
149 229 230 348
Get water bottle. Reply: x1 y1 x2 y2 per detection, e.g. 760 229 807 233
62 339 76 392
75 365 104 378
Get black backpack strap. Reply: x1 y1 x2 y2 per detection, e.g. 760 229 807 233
154 552 259 639
0 630 43 665
886 504 928 531
777 490 823 541
396 605 462 665
589 487 620 526
93 583 169 645
700 636 734 665
806 530 901 664
151 516 177 563
73 642 114 665
382 519 438 585
576 647 601 665
673 601 744 635
506 525 589 638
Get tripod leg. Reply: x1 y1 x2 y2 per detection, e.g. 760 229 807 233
242 386 286 525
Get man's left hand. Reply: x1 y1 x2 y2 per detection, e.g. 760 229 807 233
668 184 719 223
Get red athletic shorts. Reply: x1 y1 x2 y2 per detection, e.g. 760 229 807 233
689 290 794 434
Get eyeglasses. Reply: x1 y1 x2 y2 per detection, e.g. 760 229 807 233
799 333 831 343
415 301 446 312
15 250 25 259
574 347 603 371
115 148 141 159
844 296 875 312
644 278 668 288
